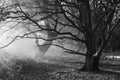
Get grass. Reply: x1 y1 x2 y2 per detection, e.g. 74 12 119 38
0 53 120 80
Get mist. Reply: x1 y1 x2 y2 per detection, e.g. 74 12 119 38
0 20 84 66
0 34 64 62
0 34 82 63
4 38 40 59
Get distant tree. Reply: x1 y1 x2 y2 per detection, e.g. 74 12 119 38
1 0 120 71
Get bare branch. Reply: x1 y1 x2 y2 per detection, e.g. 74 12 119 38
0 36 19 49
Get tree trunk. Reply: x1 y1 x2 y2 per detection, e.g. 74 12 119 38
81 33 111 71
81 33 101 71
81 50 100 71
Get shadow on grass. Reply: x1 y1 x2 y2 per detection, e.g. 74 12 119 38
13 59 68 75
98 62 120 78
98 69 120 76
100 63 120 70
0 59 68 80
1 57 120 80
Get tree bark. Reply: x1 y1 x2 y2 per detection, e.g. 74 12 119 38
80 49 100 71
81 49 102 71
81 32 111 71
81 33 100 71
81 53 100 71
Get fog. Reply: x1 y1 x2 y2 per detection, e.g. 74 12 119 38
0 19 84 64
0 31 64 62
4 38 40 59
0 32 81 62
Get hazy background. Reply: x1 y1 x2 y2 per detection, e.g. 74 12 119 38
0 0 86 63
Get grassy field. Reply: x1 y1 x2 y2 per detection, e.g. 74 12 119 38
0 52 120 80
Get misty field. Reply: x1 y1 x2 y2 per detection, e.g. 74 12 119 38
0 51 119 80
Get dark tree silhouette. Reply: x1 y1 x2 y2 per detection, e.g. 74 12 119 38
1 0 120 71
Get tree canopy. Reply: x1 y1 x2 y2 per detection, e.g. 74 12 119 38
0 0 120 71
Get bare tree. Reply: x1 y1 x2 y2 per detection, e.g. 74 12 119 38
1 0 120 71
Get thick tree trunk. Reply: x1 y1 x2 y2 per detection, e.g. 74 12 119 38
79 0 113 71
81 33 111 71
81 33 101 71
81 50 100 71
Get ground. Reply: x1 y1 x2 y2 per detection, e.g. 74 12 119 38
0 52 120 80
